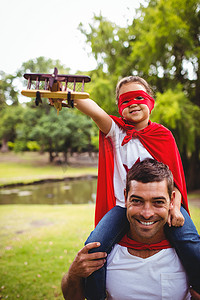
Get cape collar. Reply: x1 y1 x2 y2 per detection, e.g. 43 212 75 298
118 233 172 250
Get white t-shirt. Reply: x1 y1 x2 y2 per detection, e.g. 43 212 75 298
106 120 153 207
106 244 190 300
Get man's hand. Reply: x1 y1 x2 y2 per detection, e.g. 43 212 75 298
61 242 107 300
167 206 185 227
68 242 107 279
190 288 200 299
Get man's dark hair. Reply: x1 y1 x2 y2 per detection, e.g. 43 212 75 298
126 158 174 198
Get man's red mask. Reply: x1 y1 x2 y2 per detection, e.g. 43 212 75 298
118 90 155 116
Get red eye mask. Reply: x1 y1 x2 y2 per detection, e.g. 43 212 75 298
118 90 155 116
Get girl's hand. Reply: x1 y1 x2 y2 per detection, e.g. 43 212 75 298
167 206 185 227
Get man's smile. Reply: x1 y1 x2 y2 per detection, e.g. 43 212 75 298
138 220 156 226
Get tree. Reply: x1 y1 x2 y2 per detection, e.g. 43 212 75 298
151 86 200 153
0 105 24 152
29 108 92 163
151 86 200 188
79 0 200 189
128 0 200 98
79 15 132 77
0 71 19 107
17 56 70 77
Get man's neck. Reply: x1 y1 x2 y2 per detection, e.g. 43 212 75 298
127 247 161 259
126 229 167 258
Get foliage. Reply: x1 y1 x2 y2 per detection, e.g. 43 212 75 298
79 15 132 78
89 76 116 115
0 0 199 187
17 56 71 77
0 71 19 107
151 86 200 153
7 141 14 150
128 0 200 96
28 108 93 162
27 141 41 151
0 105 24 151
79 0 200 189
13 140 28 152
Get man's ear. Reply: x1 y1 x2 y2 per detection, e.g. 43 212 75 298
170 191 175 209
124 188 128 207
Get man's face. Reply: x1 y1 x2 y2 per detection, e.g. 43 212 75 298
125 180 174 244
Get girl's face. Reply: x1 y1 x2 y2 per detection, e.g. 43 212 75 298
119 82 150 131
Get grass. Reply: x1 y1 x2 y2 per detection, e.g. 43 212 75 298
0 204 95 300
0 152 97 187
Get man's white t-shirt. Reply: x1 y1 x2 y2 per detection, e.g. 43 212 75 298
106 244 190 300
106 120 153 207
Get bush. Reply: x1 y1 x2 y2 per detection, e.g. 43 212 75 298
13 140 27 152
7 141 14 150
27 141 40 151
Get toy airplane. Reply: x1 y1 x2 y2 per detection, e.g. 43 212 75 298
21 67 91 114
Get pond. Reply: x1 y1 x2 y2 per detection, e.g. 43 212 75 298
0 179 97 205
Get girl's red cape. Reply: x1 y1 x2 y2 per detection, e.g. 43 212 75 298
95 117 189 226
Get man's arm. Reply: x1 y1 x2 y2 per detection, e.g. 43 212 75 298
61 242 107 300
74 98 112 135
61 270 85 300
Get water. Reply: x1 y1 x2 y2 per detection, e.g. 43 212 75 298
0 179 97 205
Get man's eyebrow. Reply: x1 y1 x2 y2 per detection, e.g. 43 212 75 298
129 195 168 201
152 196 167 201
129 194 143 199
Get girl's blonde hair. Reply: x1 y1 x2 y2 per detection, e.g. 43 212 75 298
116 76 154 103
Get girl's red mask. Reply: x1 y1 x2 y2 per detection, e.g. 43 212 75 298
118 90 155 116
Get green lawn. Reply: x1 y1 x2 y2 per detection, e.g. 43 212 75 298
0 204 95 300
0 152 97 187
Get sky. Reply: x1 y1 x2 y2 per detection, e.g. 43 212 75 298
0 0 140 76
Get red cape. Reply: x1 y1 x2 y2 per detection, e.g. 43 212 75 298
118 234 172 250
95 116 189 226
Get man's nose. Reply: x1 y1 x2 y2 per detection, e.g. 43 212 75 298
140 203 154 219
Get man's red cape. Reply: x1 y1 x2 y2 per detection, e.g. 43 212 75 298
95 116 189 226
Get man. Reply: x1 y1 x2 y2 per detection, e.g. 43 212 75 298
61 159 199 299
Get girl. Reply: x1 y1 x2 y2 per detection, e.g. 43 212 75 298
74 76 200 300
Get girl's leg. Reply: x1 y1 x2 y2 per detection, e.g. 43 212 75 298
84 206 129 300
165 206 200 293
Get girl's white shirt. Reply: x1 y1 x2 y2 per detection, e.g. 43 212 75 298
106 120 153 207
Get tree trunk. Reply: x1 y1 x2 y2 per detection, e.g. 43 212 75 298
0 138 9 152
49 150 55 163
63 151 68 164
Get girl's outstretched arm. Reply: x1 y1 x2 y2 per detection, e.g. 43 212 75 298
74 98 112 134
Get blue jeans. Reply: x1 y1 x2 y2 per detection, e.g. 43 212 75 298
165 206 200 293
84 205 200 300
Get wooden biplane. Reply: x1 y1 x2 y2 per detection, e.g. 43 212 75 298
21 67 91 114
